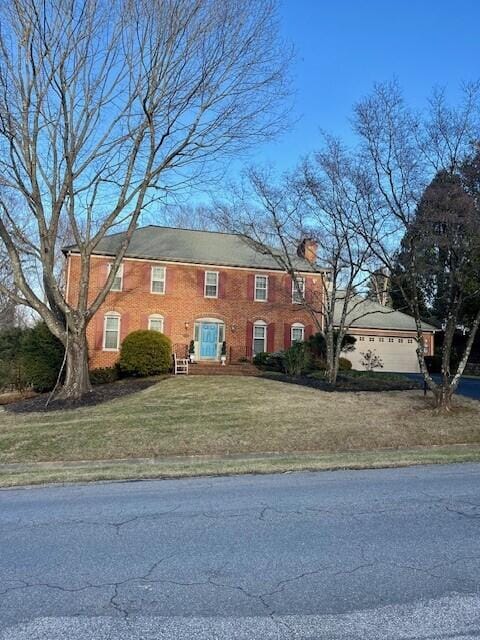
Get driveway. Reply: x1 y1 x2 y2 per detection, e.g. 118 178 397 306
2 465 480 639
408 373 480 401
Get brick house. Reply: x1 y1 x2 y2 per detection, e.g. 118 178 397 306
64 225 435 372
65 226 325 370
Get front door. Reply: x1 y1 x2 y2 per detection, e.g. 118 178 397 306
200 323 218 359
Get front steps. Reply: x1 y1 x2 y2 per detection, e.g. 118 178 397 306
188 362 259 376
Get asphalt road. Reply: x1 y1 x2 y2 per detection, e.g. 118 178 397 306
2 465 480 639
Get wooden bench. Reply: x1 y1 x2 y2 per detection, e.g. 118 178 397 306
173 353 189 375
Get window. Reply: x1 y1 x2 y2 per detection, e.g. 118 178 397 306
292 277 305 304
398 338 403 343
151 266 166 294
359 336 365 342
291 323 305 343
253 321 267 355
254 275 268 301
369 337 375 342
103 313 120 350
408 338 413 344
204 271 219 298
148 315 164 333
388 338 394 343
108 263 123 291
379 337 384 343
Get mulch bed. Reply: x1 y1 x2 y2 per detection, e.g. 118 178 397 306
261 372 422 392
4 377 166 414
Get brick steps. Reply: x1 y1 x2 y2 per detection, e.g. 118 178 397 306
188 363 259 376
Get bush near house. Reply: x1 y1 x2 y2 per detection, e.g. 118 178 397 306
21 323 65 392
89 366 120 385
120 330 172 377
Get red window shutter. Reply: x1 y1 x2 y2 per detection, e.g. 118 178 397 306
268 275 276 302
120 313 130 344
219 271 227 298
284 322 292 349
284 275 292 303
267 322 275 352
144 264 152 291
99 262 109 290
247 274 255 300
166 267 174 294
122 261 133 291
197 270 205 296
305 324 313 340
305 277 314 305
94 313 104 350
246 321 253 358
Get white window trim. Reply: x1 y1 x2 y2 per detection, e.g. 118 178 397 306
291 323 305 343
150 266 166 295
292 277 305 304
253 320 267 354
103 312 121 352
204 270 219 298
148 314 164 332
254 274 268 302
108 263 123 292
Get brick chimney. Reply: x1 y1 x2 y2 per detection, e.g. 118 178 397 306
297 238 318 264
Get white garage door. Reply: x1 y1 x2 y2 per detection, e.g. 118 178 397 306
348 335 420 373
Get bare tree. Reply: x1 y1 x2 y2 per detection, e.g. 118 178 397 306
217 153 378 385
353 81 480 410
0 0 291 400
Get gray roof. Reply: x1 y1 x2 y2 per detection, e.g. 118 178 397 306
64 226 323 273
333 294 437 333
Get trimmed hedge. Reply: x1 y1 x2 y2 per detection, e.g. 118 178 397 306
338 357 352 371
90 366 120 385
120 330 172 377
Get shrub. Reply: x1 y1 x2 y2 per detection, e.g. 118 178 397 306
360 349 384 372
0 327 28 390
338 357 352 371
253 351 269 367
307 331 356 358
283 342 310 376
90 366 120 385
120 330 172 377
21 322 65 392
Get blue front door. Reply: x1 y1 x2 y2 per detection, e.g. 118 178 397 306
200 323 218 358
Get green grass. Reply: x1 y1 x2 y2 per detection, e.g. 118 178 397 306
0 375 479 487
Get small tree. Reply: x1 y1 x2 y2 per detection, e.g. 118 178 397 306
360 349 384 372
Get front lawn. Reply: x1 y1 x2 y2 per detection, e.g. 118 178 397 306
1 377 479 471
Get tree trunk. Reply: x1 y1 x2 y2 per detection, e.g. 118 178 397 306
56 328 92 401
434 384 453 411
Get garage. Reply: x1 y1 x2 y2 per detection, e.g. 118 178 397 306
348 334 421 373
334 294 436 374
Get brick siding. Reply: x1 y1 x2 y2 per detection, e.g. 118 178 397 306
66 255 324 369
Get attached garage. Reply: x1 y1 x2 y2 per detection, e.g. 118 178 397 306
334 294 436 374
348 334 422 373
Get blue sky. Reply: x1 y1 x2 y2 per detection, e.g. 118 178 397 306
256 0 480 171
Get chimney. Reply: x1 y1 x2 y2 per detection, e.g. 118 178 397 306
297 238 318 264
